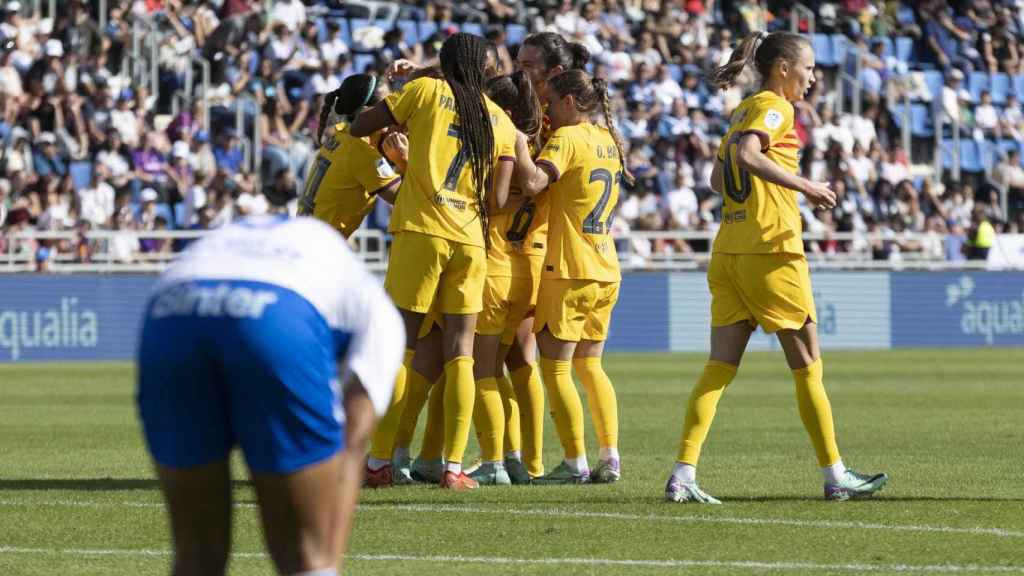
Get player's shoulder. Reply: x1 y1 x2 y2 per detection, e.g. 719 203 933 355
748 90 794 116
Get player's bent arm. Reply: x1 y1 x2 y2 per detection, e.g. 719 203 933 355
349 102 396 138
490 159 514 212
374 178 402 205
735 133 808 194
512 132 551 197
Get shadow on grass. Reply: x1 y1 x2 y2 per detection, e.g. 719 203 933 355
0 478 253 491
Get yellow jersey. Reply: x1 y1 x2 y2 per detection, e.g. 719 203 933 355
298 122 400 238
536 122 622 283
384 77 517 248
713 90 804 255
490 140 548 278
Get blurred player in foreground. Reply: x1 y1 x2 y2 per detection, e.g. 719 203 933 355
137 215 404 575
664 31 887 504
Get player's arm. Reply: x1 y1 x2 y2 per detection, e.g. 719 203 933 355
490 158 514 212
710 159 724 195
349 102 395 138
373 178 402 205
735 133 835 209
382 132 409 174
512 131 552 197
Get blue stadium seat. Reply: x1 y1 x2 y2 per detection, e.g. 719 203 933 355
895 36 913 63
990 73 1010 105
960 140 983 173
336 18 352 47
396 19 419 46
1014 74 1024 101
922 70 943 101
461 22 484 37
874 36 893 59
968 71 988 102
940 139 955 169
505 23 527 46
417 20 438 42
910 104 933 137
668 63 683 83
978 140 997 172
831 34 849 67
69 161 92 191
174 203 188 228
812 34 834 66
997 139 1021 162
353 53 377 73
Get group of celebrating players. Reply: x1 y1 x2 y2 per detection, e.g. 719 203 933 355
136 27 890 576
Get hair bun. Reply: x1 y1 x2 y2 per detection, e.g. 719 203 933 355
568 42 591 70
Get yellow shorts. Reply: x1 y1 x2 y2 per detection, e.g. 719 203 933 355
534 279 619 342
477 274 538 343
385 231 486 315
707 253 817 333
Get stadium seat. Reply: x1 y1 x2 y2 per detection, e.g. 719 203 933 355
978 140 997 172
336 18 352 47
668 63 683 83
990 73 1010 105
895 36 913 63
922 70 944 101
874 36 893 59
353 53 377 73
417 20 438 42
396 19 419 46
959 140 983 173
997 140 1022 164
831 34 849 67
940 139 955 169
968 71 988 102
505 23 527 46
174 203 188 228
812 34 834 66
69 161 92 191
461 22 484 37
1014 74 1024 101
910 104 933 137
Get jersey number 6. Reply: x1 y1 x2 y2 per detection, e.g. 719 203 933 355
582 168 619 235
721 133 753 204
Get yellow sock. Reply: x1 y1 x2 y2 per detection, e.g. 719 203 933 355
419 378 445 460
793 358 841 467
395 368 431 451
369 349 414 461
443 356 475 464
511 362 544 476
677 361 737 465
473 377 504 462
497 374 521 455
539 357 585 459
573 357 618 450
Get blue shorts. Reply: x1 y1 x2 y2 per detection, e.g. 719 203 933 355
137 279 348 474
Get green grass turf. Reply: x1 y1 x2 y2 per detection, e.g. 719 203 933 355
1 349 1023 575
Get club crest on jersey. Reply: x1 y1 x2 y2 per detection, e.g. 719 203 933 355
376 158 396 178
764 109 783 130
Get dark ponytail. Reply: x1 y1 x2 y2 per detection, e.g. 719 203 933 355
708 31 810 90
523 32 590 73
485 70 542 145
316 73 379 147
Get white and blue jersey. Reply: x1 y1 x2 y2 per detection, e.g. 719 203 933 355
137 216 404 473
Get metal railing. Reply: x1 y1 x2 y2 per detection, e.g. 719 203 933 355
837 44 863 117
789 3 816 37
3 229 1018 273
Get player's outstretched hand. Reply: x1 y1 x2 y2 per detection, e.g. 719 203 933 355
801 179 837 210
387 59 420 80
383 132 409 163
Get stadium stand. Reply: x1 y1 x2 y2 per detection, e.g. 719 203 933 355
1 0 1023 271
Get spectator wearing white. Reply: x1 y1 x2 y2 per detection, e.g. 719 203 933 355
846 142 876 185
658 98 692 138
974 90 999 138
940 69 969 128
653 65 684 108
813 105 854 153
665 170 699 228
96 129 133 192
320 21 349 66
1000 95 1024 140
632 30 663 70
138 187 160 230
840 103 878 152
270 0 306 33
599 36 633 83
79 163 115 227
879 146 910 185
109 88 141 148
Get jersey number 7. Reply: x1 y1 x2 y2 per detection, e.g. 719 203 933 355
582 168 620 235
443 124 470 192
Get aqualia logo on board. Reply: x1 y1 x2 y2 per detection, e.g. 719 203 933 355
945 276 1024 345
0 298 98 360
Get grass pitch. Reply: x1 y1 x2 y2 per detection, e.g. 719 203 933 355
1 349 1022 575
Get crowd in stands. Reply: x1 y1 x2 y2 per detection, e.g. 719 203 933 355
1 0 1023 267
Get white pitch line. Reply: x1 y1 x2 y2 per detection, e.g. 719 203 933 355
2 499 1023 540
0 546 1022 573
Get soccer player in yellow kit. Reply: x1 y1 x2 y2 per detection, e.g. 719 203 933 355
468 71 545 485
513 69 631 484
297 74 404 236
663 31 888 503
351 33 517 490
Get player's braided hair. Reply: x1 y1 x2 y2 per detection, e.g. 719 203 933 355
440 33 495 246
522 32 590 72
316 73 379 147
485 70 542 146
547 70 635 186
708 31 810 90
